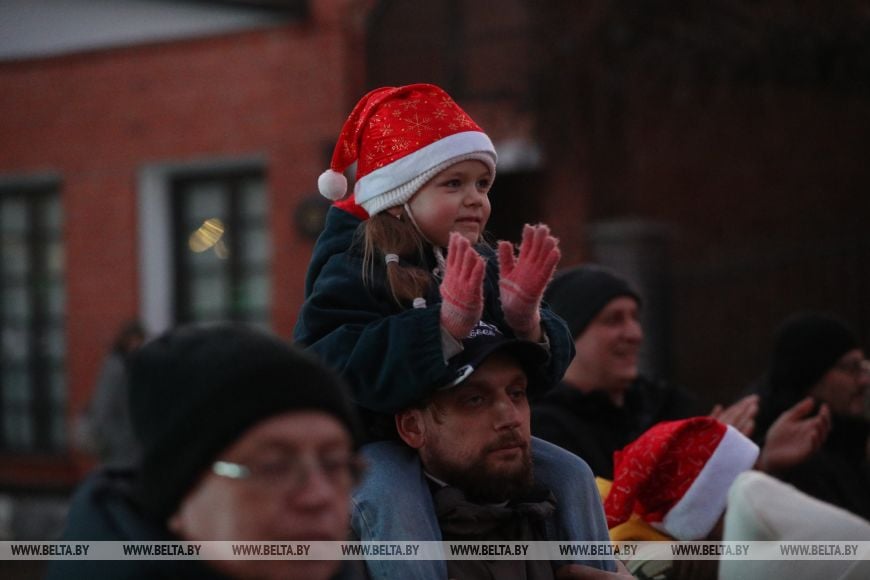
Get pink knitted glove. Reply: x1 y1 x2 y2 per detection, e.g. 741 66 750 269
498 224 561 338
439 232 485 340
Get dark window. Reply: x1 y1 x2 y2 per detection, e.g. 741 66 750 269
171 170 271 328
0 183 65 453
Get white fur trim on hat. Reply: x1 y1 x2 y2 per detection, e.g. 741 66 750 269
318 169 348 200
654 425 760 540
355 131 497 216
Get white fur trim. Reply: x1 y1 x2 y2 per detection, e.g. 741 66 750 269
355 131 497 215
655 425 759 540
318 169 348 200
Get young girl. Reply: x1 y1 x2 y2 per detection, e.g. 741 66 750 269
294 84 614 577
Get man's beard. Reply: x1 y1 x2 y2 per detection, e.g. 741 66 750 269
425 431 535 503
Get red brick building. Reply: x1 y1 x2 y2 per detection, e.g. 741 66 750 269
0 0 371 515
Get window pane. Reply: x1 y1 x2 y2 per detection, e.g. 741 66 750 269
2 327 30 361
190 274 228 320
241 273 269 311
240 227 269 264
2 284 30 319
0 187 66 453
184 182 227 224
3 371 32 449
3 406 32 450
240 179 267 219
0 236 28 276
3 370 30 401
1 198 27 234
174 170 269 328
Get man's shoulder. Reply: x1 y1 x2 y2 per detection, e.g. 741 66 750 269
47 468 226 580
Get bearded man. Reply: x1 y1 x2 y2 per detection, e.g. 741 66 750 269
352 322 631 580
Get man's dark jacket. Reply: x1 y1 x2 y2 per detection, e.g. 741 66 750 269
532 376 697 478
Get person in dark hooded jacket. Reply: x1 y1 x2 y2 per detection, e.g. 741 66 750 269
749 311 870 520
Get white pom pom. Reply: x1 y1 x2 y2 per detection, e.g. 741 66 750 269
318 169 348 201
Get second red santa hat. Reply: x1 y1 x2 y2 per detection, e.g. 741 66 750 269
604 417 759 540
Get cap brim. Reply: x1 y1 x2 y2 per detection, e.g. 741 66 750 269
442 339 550 392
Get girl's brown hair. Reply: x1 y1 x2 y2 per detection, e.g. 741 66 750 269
361 212 433 306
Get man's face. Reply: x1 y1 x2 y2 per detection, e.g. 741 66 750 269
811 348 870 417
398 352 533 502
169 411 354 580
573 296 643 396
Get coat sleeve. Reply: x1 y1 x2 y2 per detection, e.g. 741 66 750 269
294 251 453 414
538 304 576 391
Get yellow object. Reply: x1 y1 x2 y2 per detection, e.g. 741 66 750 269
596 477 671 542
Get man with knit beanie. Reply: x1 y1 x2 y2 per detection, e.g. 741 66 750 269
47 323 364 580
532 264 759 478
750 311 870 520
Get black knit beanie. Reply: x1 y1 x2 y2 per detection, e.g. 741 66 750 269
544 265 642 340
127 322 361 523
768 312 859 402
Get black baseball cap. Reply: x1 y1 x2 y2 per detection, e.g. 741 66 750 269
442 321 550 393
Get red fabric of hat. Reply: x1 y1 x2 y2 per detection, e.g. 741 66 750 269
318 83 496 217
604 417 759 540
334 193 369 221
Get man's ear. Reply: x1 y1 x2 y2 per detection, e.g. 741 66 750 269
395 409 426 448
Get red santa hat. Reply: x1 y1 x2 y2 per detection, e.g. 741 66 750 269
604 417 759 540
318 83 497 217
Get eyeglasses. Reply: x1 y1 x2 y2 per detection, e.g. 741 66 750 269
212 452 366 493
834 359 870 379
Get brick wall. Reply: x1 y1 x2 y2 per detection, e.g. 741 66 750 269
0 8 362 483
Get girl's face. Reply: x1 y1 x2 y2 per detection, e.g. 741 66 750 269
401 159 492 247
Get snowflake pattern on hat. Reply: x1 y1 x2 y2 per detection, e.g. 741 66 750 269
604 416 759 540
606 418 725 528
319 84 496 217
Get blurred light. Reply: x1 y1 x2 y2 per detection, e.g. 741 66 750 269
189 218 225 254
214 238 229 259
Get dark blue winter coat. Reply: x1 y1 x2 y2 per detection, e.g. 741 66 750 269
44 467 226 580
293 206 575 414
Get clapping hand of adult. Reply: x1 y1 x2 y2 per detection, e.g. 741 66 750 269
758 396 831 473
439 232 486 340
710 393 759 438
497 223 561 341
